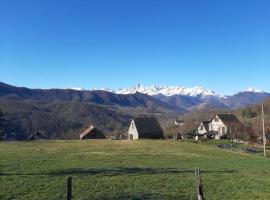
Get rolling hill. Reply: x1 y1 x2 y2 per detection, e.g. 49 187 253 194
0 82 183 139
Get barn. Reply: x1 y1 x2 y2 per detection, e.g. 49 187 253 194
128 117 163 140
80 125 106 139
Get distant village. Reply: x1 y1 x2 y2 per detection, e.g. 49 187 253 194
78 113 243 142
1 111 265 143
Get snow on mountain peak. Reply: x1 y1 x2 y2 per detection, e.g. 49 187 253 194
113 84 216 97
68 87 84 91
244 87 264 93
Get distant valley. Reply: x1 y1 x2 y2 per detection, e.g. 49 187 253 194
0 82 269 139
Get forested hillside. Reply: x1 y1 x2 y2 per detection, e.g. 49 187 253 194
0 82 182 112
0 100 132 139
236 98 270 140
0 82 183 139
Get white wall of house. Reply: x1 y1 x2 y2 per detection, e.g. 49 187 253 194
128 119 139 140
209 116 227 139
198 123 208 135
175 121 184 126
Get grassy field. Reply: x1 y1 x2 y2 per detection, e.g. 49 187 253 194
1 140 270 200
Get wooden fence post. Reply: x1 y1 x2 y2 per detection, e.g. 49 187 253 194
194 168 204 200
67 177 72 200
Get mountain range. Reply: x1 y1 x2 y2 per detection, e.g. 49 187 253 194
0 82 180 113
103 84 270 110
0 82 269 139
1 82 269 111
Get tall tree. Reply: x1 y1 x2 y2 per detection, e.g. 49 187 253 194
0 109 6 136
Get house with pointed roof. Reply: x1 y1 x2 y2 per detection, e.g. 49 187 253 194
80 125 105 139
209 113 242 139
197 121 211 135
128 117 163 140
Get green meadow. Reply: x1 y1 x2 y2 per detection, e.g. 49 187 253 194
1 140 270 200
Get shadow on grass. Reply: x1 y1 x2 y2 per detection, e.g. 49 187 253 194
107 192 165 200
0 167 237 176
85 192 183 200
84 192 191 200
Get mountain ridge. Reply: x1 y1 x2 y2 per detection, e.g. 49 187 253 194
104 84 269 110
0 82 185 113
1 82 269 140
99 84 267 97
1 82 269 111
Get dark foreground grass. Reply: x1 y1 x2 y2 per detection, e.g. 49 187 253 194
1 140 270 200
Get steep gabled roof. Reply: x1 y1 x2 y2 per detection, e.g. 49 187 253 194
216 113 242 128
133 117 163 138
27 132 45 140
201 121 211 131
80 125 106 139
80 125 95 139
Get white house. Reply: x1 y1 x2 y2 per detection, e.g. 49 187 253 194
197 113 242 139
209 113 242 139
197 121 211 136
128 117 163 140
128 119 139 140
175 120 184 126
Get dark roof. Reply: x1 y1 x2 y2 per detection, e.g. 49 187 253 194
80 125 94 139
175 120 184 123
27 132 45 140
80 125 105 139
133 117 163 139
216 113 242 128
201 121 211 131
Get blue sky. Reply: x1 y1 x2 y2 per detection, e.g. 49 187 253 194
0 0 269 95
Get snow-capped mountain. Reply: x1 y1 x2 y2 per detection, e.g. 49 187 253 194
112 84 216 97
0 81 269 112
100 84 269 110
67 87 84 91
243 87 264 93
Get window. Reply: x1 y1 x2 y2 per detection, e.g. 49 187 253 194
215 117 219 122
222 127 226 134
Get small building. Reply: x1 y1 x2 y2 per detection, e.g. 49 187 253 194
128 117 163 140
1 132 27 141
197 121 211 135
175 120 185 126
80 125 105 139
209 113 242 139
27 132 45 141
1 132 17 141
